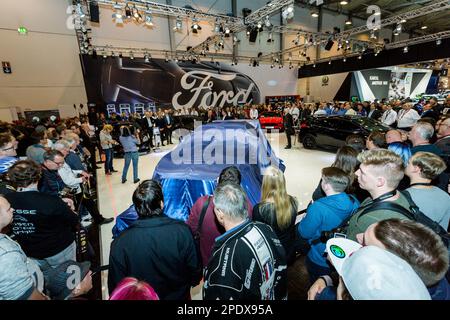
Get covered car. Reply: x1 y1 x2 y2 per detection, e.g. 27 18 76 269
112 120 285 238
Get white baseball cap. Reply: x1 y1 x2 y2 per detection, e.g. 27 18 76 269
326 238 362 275
327 239 431 300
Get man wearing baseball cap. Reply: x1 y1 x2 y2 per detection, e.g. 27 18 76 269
326 238 431 300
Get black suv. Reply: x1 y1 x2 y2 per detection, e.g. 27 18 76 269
299 115 390 150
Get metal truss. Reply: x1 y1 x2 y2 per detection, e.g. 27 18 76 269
386 30 450 49
333 0 450 41
188 0 295 54
93 0 241 24
261 0 450 59
244 0 294 25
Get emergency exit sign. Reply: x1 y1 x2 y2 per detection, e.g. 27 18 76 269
2 62 11 74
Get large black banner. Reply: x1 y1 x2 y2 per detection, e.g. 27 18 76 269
80 54 261 112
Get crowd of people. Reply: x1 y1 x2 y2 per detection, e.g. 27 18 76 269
1 94 450 300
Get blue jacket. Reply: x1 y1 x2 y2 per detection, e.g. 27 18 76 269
298 193 360 268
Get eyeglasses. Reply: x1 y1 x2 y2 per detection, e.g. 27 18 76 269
50 160 65 166
1 146 15 151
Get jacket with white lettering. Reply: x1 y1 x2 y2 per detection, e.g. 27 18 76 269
5 191 78 259
203 220 288 300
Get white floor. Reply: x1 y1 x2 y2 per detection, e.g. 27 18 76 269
96 132 336 299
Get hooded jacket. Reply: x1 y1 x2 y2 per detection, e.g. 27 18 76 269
298 193 360 267
108 215 202 300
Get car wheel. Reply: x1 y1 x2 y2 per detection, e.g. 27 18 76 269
302 134 316 149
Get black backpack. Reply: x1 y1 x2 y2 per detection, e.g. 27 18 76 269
358 190 450 250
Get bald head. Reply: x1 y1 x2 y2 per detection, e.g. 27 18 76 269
386 130 402 144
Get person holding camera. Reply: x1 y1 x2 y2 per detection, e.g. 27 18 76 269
119 126 140 184
298 167 360 284
40 150 113 225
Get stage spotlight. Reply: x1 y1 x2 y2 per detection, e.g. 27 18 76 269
358 54 362 59
267 32 274 43
421 25 428 30
282 4 294 20
403 46 408 53
132 4 142 21
393 23 402 36
144 52 151 62
328 60 332 65
343 57 346 62
311 11 319 18
112 2 124 24
145 13 154 27
265 15 272 28
436 38 442 45
174 17 183 31
102 51 107 59
340 1 349 5
214 19 220 33
124 3 132 19
370 30 377 39
345 19 352 25
165 52 170 62
191 17 201 33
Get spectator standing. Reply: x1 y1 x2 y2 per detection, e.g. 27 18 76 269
203 183 287 300
253 167 298 264
119 126 140 184
99 125 117 175
108 180 202 299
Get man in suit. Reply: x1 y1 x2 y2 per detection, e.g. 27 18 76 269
421 104 439 122
140 111 154 151
164 109 173 145
283 108 294 149
368 103 382 121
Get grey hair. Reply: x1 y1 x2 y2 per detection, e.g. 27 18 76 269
213 183 247 222
53 139 70 150
415 122 434 141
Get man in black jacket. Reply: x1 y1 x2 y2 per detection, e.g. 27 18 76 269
163 109 174 145
368 103 382 120
203 183 287 300
108 180 202 299
283 108 294 149
140 111 154 150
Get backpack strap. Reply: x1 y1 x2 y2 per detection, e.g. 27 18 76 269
357 200 414 222
197 196 211 235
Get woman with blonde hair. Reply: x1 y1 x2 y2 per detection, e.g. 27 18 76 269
252 166 298 264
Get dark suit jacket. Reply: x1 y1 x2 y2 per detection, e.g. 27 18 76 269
368 109 382 120
283 113 294 135
163 115 174 127
140 116 154 131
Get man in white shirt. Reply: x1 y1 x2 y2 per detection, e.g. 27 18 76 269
397 103 420 131
381 104 397 126
344 102 357 116
249 106 259 120
291 104 300 123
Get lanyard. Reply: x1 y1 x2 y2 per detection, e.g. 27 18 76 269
409 183 432 187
